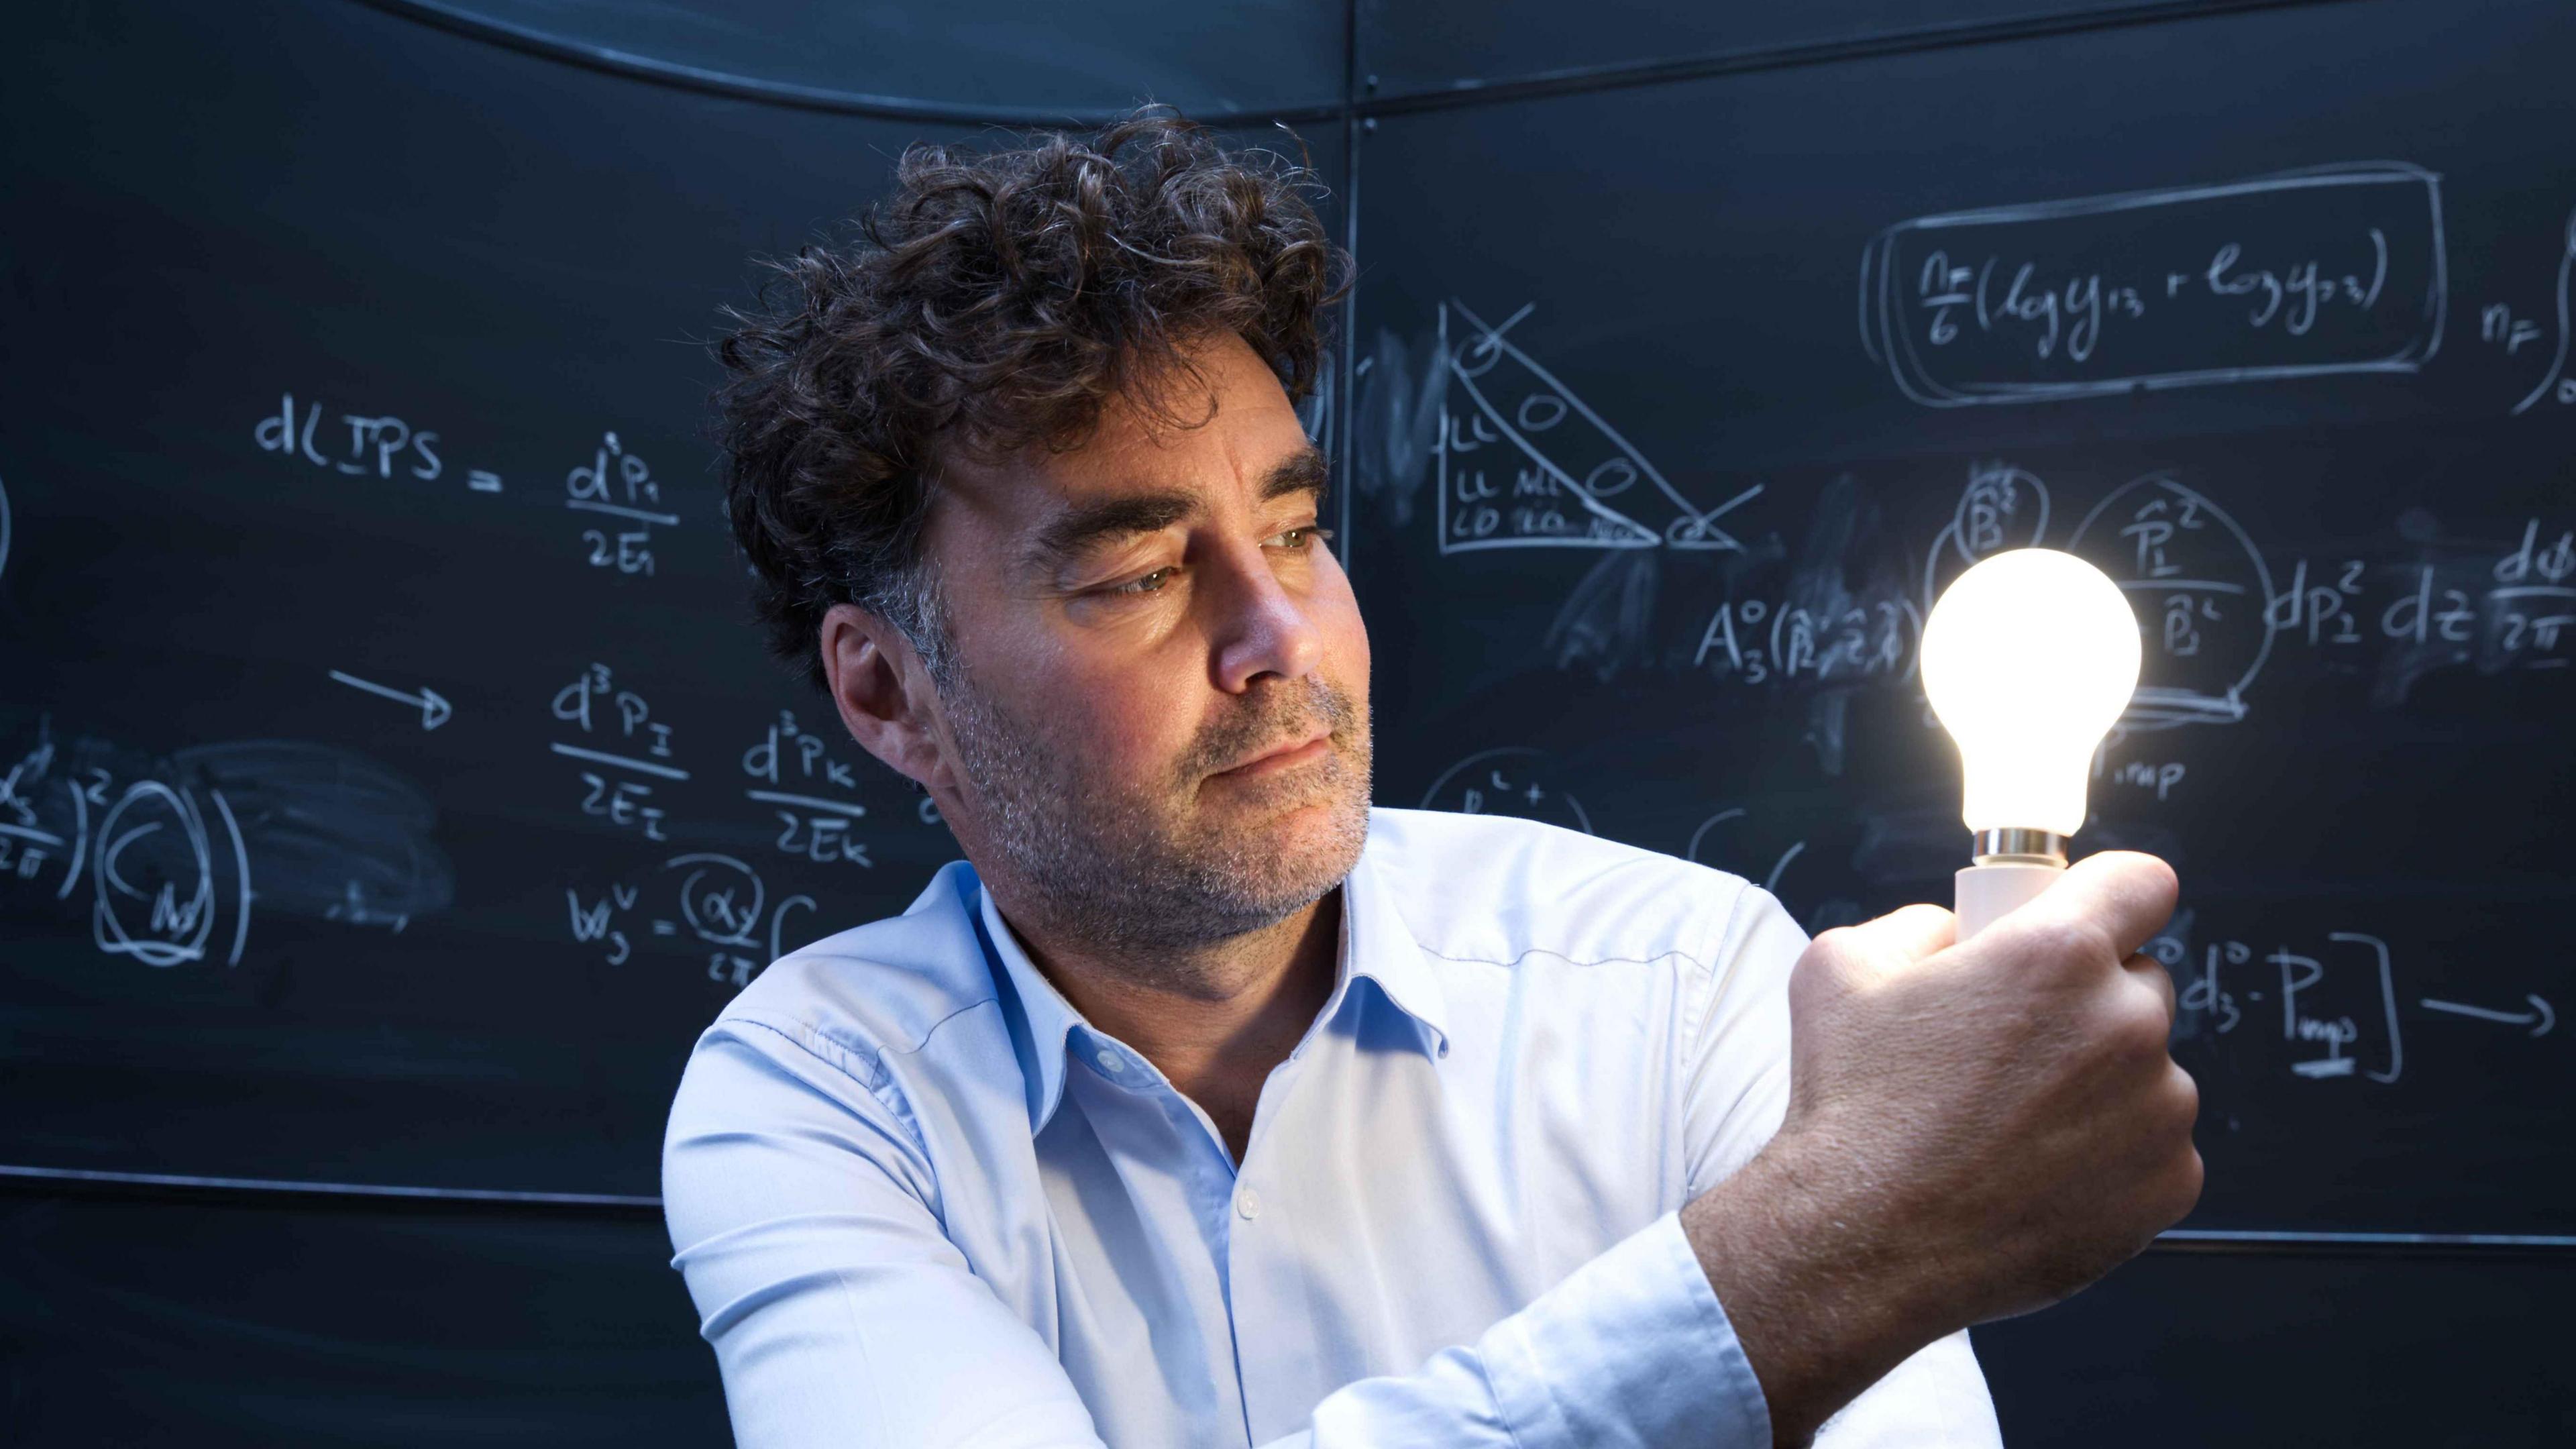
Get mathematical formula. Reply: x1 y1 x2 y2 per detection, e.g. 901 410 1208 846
1862 164 2447 405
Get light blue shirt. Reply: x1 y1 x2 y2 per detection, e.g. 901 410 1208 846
662 807 2001 1447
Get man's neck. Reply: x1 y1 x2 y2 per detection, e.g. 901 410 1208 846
991 884 1343 1165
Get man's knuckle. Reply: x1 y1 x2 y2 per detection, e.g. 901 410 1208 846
2161 1063 2202 1131
2074 912 2123 965
2137 853 2181 910
2027 916 2110 973
2160 1147 2207 1223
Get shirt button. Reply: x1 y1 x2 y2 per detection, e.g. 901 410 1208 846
1235 1186 1262 1220
1093 1047 1124 1075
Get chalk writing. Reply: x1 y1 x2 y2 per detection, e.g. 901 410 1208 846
564 852 816 989
2486 205 2576 416
254 390 494 490
1435 301 1760 554
566 431 674 578
741 712 873 868
0 719 453 969
2163 928 2406 1083
1417 747 1594 835
2067 472 2276 729
327 668 453 731
550 663 682 840
1862 164 2445 406
2265 515 2576 698
1693 594 1918 686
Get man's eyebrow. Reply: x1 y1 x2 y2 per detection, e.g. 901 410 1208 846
1022 491 1198 575
1022 447 1333 575
1264 445 1331 507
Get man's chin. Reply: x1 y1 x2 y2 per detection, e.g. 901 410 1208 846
1242 796 1370 890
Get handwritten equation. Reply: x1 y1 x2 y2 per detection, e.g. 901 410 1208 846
2158 921 2553 1088
0 720 454 969
1862 164 2446 406
252 392 680 580
566 853 816 987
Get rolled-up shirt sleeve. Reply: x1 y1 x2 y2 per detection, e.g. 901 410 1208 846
667 1018 1777 1449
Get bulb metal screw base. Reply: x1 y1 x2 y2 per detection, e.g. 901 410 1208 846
1955 828 2068 941
1970 828 2067 867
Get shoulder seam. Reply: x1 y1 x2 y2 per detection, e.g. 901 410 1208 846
721 1016 937 1171
894 996 999 1058
1419 943 1713 973
1686 879 1757 1046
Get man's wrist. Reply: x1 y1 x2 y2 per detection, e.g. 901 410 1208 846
1678 1126 1952 1446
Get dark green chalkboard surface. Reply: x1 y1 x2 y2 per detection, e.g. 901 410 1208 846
6 1 2574 1445
0 0 1343 1199
1341 0 2576 1238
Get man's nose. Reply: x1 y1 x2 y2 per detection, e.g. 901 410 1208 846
1206 541 1323 693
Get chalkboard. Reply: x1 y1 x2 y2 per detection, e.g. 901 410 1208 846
414 0 1345 121
9 0 2569 1242
1352 0 2247 100
0 1187 726 1445
0 0 1342 1197
1342 0 2575 1236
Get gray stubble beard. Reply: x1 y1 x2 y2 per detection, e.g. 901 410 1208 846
941 662 1373 969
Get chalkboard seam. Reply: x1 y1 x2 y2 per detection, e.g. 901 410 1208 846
5 1160 2576 1252
345 0 1346 127
8 1164 2573 1256
345 0 2360 129
1352 0 2365 119
1334 0 1362 576
0 1163 662 1218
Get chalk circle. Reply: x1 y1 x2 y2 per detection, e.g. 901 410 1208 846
93 782 217 968
1418 746 1593 835
1921 464 2054 627
1578 458 1640 498
2068 472 2276 733
666 852 765 949
1947 464 2051 568
1516 393 1567 433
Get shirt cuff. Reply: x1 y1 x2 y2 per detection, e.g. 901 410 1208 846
1476 1209 1774 1449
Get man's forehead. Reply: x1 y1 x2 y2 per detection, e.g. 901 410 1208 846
936 362 1316 542
938 423 1309 523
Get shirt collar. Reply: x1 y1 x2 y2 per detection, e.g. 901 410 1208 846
965 865 1085 1133
965 824 1452 1137
1337 832 1452 1062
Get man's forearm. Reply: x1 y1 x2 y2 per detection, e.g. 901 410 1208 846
1679 1134 1949 1448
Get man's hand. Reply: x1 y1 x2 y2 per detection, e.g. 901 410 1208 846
1680 851 2200 1444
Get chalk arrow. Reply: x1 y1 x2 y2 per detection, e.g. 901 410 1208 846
329 669 452 730
2419 994 2554 1036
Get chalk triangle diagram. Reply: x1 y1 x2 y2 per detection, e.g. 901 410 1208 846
1436 301 1754 556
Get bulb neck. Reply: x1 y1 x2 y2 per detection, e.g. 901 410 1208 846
1970 827 2067 867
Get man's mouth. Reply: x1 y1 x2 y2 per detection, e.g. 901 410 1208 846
1211 729 1332 780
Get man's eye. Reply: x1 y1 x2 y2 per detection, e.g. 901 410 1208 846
1105 566 1178 596
1270 525 1334 550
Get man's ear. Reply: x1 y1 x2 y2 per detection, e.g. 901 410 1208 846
818 602 951 794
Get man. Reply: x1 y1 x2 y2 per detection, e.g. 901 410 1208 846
663 110 2200 1448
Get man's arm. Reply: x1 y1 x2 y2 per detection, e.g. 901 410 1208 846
1678 853 2201 1445
664 1020 1775 1449
667 851 2195 1449
1679 883 2002 1447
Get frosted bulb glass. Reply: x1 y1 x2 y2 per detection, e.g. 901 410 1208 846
1921 549 2142 838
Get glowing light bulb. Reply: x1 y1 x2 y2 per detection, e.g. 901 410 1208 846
1920 548 2142 938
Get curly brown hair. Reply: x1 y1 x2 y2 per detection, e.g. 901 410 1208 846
714 107 1347 696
